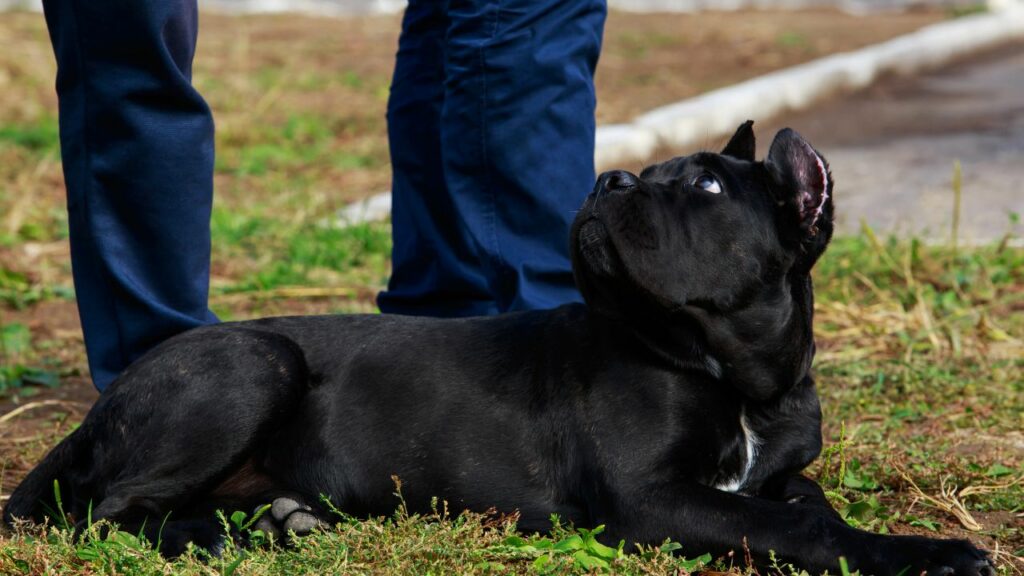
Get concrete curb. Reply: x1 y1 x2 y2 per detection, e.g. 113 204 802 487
341 6 1024 224
595 5 1024 168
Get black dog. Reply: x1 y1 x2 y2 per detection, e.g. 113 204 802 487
5 123 994 575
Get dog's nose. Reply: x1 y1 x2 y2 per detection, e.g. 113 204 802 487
597 170 638 194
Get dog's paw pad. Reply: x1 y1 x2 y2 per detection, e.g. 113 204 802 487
928 562 994 576
283 511 323 534
271 497 309 522
975 559 996 576
257 496 325 539
916 539 997 576
253 513 281 540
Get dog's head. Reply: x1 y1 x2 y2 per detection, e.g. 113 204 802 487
571 122 833 399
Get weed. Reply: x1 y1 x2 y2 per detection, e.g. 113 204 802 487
211 211 390 294
947 4 989 18
777 31 809 49
0 117 60 154
0 323 60 394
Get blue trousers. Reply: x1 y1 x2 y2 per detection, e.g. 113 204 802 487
44 0 605 391
377 0 607 316
43 0 218 392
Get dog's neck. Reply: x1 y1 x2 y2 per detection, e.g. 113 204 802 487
697 273 816 401
624 315 726 379
626 274 816 402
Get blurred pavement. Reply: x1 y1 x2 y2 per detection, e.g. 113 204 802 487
762 43 1024 241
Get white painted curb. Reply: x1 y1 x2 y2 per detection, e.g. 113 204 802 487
597 6 1024 168
341 6 1024 225
336 190 394 225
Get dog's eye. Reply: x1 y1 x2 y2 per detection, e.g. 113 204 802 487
693 173 722 194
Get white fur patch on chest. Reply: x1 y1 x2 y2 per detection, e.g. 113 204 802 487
714 407 762 493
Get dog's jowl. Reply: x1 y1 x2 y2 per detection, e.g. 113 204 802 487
5 122 994 575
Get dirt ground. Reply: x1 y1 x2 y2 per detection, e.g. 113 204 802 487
597 9 943 123
189 8 947 126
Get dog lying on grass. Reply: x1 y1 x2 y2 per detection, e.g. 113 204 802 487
5 122 995 575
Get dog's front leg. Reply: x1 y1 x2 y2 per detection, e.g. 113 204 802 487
604 482 993 576
759 473 843 520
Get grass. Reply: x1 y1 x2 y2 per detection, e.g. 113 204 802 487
0 231 1020 575
948 4 990 18
0 116 59 154
806 230 1023 571
209 210 390 294
0 323 60 395
0 500 718 575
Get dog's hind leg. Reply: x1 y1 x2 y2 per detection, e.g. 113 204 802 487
91 327 310 521
7 326 311 553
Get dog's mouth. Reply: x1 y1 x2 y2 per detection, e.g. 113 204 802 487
578 218 605 250
576 218 617 278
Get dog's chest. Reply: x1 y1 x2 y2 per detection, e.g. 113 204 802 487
708 383 823 495
712 407 761 494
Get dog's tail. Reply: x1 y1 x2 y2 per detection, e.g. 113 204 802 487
3 428 80 526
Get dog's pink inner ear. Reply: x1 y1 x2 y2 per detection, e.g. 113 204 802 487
766 129 830 232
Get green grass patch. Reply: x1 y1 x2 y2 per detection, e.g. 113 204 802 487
1 499 719 575
0 323 61 396
214 113 381 177
0 267 74 308
615 31 680 60
947 4 989 18
776 31 810 49
211 208 390 294
0 116 60 155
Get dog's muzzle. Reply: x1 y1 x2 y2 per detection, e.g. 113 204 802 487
595 170 639 196
577 218 616 277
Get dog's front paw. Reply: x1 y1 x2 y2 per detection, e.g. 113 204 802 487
870 536 995 576
916 538 995 576
252 495 327 542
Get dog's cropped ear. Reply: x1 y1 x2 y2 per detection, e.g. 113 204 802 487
766 128 833 271
765 128 833 237
721 120 756 161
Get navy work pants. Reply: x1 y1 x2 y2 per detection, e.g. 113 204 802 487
377 0 607 316
43 0 605 391
43 0 218 391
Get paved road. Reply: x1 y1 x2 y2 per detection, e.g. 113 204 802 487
762 43 1024 242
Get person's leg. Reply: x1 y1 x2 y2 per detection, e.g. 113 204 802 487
442 0 607 312
42 0 217 391
378 0 499 317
